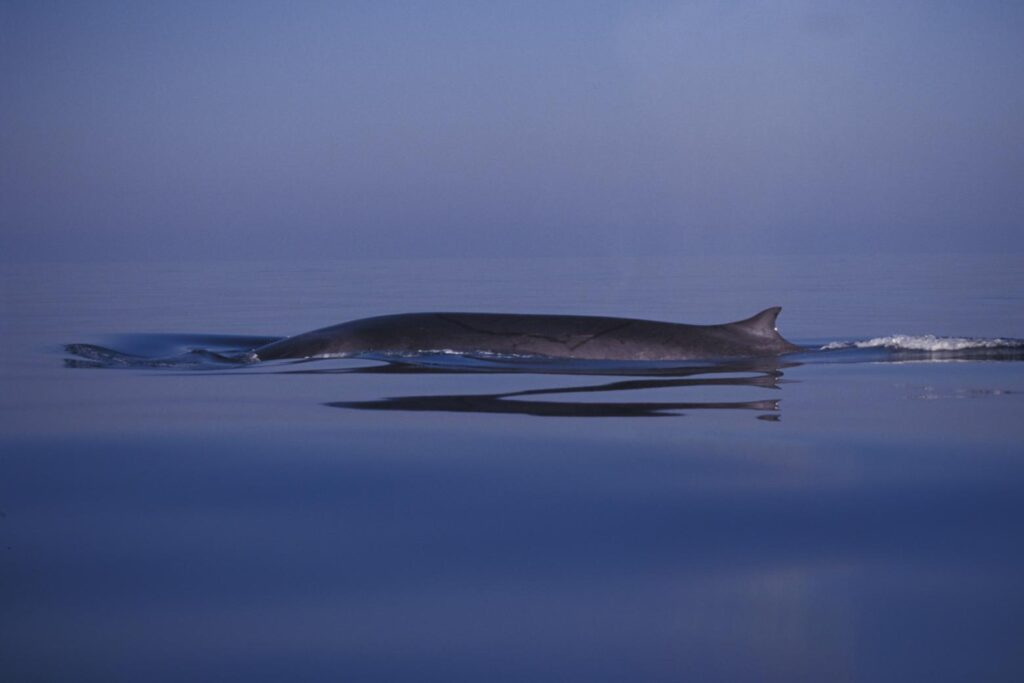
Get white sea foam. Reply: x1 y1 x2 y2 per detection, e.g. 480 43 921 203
821 335 1024 352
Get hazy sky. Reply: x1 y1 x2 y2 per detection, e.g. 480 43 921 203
2 1 1022 261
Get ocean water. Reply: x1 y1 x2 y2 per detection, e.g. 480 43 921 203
2 253 1024 682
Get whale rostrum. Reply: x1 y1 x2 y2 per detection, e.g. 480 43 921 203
252 307 803 361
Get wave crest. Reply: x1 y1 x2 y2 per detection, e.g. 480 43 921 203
821 335 1024 352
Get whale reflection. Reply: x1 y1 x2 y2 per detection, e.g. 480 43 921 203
327 360 792 419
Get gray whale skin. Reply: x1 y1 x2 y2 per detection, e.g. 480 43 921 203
252 307 802 361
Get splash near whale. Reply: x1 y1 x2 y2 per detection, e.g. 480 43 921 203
251 307 803 361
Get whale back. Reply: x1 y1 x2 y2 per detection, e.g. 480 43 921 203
253 307 803 361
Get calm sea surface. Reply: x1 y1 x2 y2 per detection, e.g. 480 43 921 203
2 254 1024 682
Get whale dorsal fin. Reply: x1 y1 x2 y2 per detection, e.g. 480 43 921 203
726 307 783 337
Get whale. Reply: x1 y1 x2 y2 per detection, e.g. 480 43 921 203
251 307 803 361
